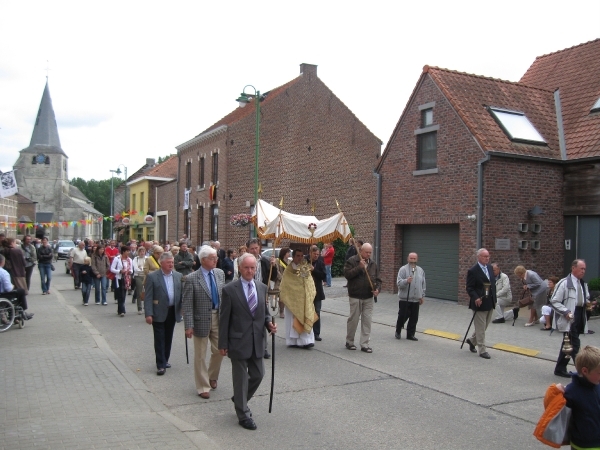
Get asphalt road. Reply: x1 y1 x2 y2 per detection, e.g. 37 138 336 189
48 270 576 449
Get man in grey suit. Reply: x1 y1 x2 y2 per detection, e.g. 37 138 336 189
183 246 225 399
144 252 183 376
219 253 277 430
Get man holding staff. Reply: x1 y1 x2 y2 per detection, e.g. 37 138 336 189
395 252 425 341
344 243 381 353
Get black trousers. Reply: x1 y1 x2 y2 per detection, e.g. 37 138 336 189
72 263 83 288
25 265 34 290
152 306 176 369
555 306 585 373
395 301 420 337
313 299 322 337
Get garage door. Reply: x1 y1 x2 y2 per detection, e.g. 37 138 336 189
402 224 459 301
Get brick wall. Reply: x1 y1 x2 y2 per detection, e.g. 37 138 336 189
378 74 564 303
156 180 177 245
176 65 381 252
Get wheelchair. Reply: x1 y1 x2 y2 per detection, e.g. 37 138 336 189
0 292 26 332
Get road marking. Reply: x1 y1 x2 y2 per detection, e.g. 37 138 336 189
492 343 539 357
423 329 461 340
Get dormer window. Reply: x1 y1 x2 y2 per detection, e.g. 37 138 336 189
591 97 600 113
488 107 546 145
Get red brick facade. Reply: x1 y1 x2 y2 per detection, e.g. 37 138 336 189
378 74 564 303
175 64 381 251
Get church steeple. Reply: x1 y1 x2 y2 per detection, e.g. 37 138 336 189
29 81 62 149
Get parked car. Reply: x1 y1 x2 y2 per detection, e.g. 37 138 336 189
261 247 293 263
55 240 75 260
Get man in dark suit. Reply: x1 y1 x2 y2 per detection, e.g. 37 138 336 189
465 248 497 359
144 252 183 375
219 253 277 430
246 238 277 358
182 245 225 398
213 241 227 271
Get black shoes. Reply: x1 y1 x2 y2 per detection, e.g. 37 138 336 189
239 418 257 430
302 343 314 349
407 336 418 341
165 363 171 368
554 370 570 378
315 336 322 341
395 332 401 339
264 351 271 359
513 308 519 320
157 368 166 376
479 352 491 359
466 338 477 353
492 318 505 324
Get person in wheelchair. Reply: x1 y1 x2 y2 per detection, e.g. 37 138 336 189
0 254 33 320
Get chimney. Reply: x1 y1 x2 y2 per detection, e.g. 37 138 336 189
300 63 317 76
146 158 156 167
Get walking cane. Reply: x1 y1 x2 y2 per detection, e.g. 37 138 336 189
269 315 275 413
185 334 189 364
460 310 476 349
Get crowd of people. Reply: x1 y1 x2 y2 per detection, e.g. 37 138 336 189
4 231 599 441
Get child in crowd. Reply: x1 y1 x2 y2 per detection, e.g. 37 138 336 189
562 345 600 449
80 257 94 306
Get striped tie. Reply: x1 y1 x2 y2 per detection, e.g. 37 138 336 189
247 282 257 315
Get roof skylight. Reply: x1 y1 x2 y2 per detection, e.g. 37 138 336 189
591 97 600 113
488 107 546 145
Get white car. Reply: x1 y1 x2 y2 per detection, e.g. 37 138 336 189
55 240 75 260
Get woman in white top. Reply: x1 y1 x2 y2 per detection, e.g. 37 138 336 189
132 247 147 315
110 246 133 317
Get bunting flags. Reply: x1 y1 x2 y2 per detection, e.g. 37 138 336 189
0 209 143 229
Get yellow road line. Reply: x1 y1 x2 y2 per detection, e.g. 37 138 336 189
492 343 539 357
423 329 461 340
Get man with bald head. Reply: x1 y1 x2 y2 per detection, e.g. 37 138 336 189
344 243 381 353
395 252 426 341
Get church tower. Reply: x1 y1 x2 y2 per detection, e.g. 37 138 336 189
13 81 102 240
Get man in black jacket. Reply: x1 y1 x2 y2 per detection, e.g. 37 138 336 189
465 248 497 359
308 245 326 341
344 243 381 353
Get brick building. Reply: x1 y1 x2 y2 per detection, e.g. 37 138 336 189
377 39 600 303
174 63 382 250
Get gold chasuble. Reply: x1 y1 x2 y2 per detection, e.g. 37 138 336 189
279 261 318 334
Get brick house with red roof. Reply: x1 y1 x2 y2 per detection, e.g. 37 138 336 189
171 63 382 250
376 39 600 302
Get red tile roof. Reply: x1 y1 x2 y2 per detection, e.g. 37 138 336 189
519 38 600 159
130 155 178 182
200 78 301 135
425 66 561 159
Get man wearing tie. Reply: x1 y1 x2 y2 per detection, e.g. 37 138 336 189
550 259 596 377
465 248 497 359
182 246 225 398
144 252 183 375
395 252 426 341
219 253 277 430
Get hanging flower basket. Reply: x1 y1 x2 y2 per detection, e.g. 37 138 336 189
230 213 252 227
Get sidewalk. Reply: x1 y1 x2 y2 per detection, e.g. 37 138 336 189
0 271 216 450
323 276 599 362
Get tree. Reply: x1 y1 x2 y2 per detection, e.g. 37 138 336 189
70 177 113 238
157 154 173 164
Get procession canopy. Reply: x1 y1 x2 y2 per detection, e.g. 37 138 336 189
253 199 352 244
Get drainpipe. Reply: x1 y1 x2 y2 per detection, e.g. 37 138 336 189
476 153 490 249
554 89 567 161
373 170 382 268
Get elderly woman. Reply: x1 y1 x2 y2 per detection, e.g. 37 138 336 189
540 276 560 330
514 265 548 327
143 245 163 282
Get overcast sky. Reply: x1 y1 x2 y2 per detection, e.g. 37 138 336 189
1 0 598 181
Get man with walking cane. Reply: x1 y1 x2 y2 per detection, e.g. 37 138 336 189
395 252 425 341
464 248 497 359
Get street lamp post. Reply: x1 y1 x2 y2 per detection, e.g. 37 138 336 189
236 86 261 236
